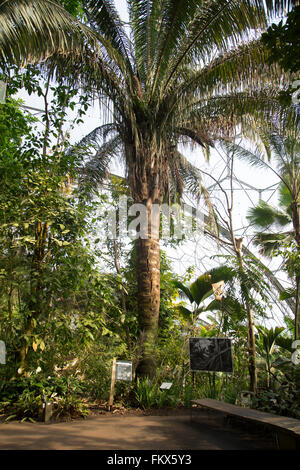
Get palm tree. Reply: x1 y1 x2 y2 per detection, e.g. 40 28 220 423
224 132 300 340
2 0 295 377
173 265 253 339
65 0 297 378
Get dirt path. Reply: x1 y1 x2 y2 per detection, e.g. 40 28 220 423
0 409 275 450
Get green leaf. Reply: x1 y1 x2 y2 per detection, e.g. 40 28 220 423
175 305 193 321
172 280 194 304
190 274 212 306
279 289 296 301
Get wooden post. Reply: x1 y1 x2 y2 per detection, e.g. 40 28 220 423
108 357 117 411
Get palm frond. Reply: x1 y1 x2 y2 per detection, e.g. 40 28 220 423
0 0 100 66
208 265 235 284
127 0 163 83
78 135 122 197
175 152 202 200
278 183 293 211
204 295 246 321
164 0 267 89
175 304 193 321
172 280 194 304
71 123 118 152
83 0 133 68
177 40 290 105
247 200 291 228
190 273 213 306
252 231 293 256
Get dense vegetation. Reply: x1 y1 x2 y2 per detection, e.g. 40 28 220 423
0 0 299 422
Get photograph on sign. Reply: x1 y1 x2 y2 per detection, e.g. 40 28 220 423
189 337 233 373
115 361 132 381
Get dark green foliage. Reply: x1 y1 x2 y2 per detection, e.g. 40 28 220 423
0 375 88 421
262 5 300 74
262 5 300 105
252 383 300 419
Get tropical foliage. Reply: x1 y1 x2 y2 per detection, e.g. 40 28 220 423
0 0 300 423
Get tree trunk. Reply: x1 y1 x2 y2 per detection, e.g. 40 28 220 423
291 200 300 340
295 275 300 341
234 241 257 394
135 199 161 379
245 303 257 394
17 221 48 374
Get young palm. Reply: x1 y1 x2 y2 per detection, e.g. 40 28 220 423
174 265 238 334
3 0 296 377
256 325 285 388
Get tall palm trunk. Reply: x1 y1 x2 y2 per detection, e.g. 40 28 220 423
135 198 161 378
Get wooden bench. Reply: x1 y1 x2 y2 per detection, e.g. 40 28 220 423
191 398 300 450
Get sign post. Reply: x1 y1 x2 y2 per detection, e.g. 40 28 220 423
108 357 117 411
108 359 133 411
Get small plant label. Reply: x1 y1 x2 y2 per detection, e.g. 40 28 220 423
160 382 173 390
0 341 6 364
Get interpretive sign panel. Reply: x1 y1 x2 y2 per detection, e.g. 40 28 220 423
189 337 233 373
0 81 6 104
115 361 132 381
0 341 6 364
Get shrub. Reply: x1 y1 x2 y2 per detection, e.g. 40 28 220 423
251 384 300 419
0 374 88 421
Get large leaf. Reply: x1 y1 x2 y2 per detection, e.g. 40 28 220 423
172 280 194 304
190 273 213 306
247 199 291 228
275 335 294 353
256 325 285 354
279 288 296 301
0 0 100 65
175 305 193 321
208 265 235 283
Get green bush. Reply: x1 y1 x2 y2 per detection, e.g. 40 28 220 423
0 374 88 421
133 377 191 409
251 384 300 419
1 390 42 422
134 378 158 409
52 395 89 420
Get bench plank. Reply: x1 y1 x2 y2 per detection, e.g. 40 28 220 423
191 398 300 437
